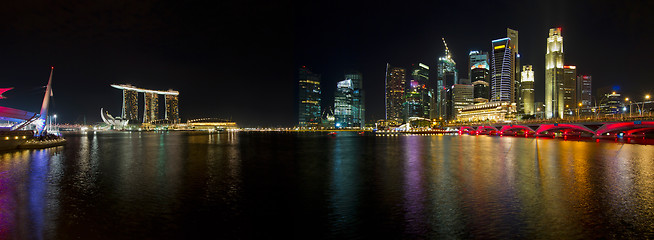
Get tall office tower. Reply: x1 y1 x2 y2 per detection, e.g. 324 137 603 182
436 38 458 120
412 63 431 117
404 80 424 121
334 79 354 128
385 64 406 121
345 71 365 128
143 92 159 123
298 67 322 127
165 94 180 123
122 88 139 123
469 51 490 102
545 28 564 119
490 37 513 102
521 65 535 115
507 28 521 109
452 84 474 120
577 75 592 107
563 65 577 115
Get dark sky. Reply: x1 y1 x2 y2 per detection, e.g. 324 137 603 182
1 0 653 127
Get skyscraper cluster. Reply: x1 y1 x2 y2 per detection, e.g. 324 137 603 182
297 66 365 129
298 27 598 128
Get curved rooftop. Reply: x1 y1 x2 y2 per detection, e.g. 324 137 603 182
111 84 179 95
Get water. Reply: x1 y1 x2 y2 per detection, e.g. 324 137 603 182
1 132 654 239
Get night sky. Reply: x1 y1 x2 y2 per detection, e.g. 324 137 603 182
1 0 653 127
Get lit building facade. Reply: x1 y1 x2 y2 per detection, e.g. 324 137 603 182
122 89 139 123
563 66 577 115
545 28 565 119
600 92 623 115
165 94 179 123
521 65 535 115
298 67 322 127
403 80 423 121
457 101 516 122
144 92 158 123
436 38 458 120
334 79 353 128
577 75 592 107
490 38 513 102
345 71 365 128
470 51 490 103
452 84 474 119
411 63 431 118
111 84 179 125
385 64 406 121
508 29 521 109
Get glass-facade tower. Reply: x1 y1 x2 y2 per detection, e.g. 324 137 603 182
436 38 458 120
490 38 513 102
469 51 490 103
385 64 406 121
122 89 139 123
298 67 322 127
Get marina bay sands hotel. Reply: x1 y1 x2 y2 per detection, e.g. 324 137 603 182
111 84 179 124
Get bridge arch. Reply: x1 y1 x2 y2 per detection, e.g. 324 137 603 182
499 125 535 135
535 123 596 135
595 121 654 137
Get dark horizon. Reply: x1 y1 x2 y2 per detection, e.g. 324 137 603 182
1 0 653 127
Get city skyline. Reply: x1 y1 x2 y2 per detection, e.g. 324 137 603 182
1 0 653 127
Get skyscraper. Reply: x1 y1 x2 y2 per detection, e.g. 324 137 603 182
545 28 564 119
577 75 592 107
298 67 322 127
563 65 577 115
404 80 424 121
334 79 353 128
469 51 490 103
411 63 431 118
436 38 458 120
490 37 513 102
143 92 158 123
521 65 535 115
507 28 521 109
385 64 406 121
122 88 139 123
165 94 179 123
345 71 365 128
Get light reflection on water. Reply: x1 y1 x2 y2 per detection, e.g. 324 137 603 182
0 132 653 239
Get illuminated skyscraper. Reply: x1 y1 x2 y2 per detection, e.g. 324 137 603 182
143 92 158 123
490 37 513 102
298 67 322 127
545 28 564 119
507 28 521 108
436 38 458 120
334 79 353 128
165 94 179 123
111 84 179 125
469 51 490 103
577 75 592 107
345 71 365 128
563 65 577 115
411 63 431 118
521 65 535 115
385 64 406 121
122 88 139 123
403 80 423 121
